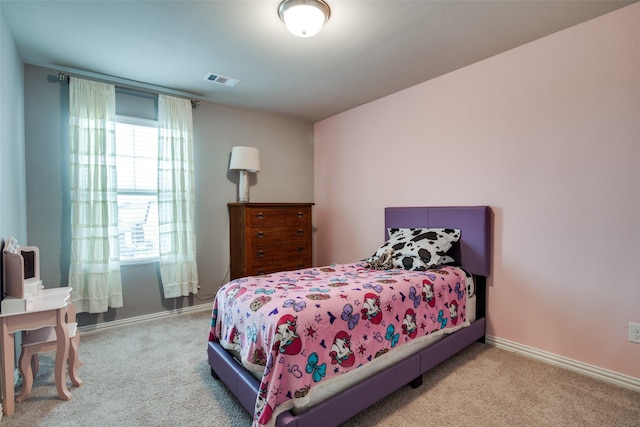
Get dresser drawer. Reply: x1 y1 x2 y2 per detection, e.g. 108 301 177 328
249 259 311 276
249 244 309 264
249 206 311 227
250 225 309 244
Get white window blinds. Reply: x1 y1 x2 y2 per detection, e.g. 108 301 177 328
115 116 160 262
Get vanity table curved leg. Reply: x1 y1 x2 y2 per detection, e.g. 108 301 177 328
68 332 82 387
54 314 71 401
16 349 34 403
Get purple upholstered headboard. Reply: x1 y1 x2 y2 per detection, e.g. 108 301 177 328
384 206 491 277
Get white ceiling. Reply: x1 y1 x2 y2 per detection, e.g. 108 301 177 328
1 0 635 122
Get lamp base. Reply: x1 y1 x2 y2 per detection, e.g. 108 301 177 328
238 170 250 203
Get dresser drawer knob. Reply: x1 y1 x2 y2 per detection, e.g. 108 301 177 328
258 269 266 275
257 250 265 258
297 211 304 218
297 229 304 236
256 212 265 220
257 231 265 239
297 247 304 252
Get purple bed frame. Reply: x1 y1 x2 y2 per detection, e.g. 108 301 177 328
208 206 491 426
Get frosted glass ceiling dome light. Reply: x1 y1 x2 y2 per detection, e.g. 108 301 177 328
278 0 331 38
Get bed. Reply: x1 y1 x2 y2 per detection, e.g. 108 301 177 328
208 206 491 426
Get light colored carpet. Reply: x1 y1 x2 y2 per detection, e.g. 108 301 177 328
1 309 638 427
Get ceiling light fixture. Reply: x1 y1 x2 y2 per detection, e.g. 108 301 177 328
278 0 331 38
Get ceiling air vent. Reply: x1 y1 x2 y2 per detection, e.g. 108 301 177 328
204 72 239 87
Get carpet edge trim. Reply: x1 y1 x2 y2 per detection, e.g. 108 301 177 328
78 304 211 335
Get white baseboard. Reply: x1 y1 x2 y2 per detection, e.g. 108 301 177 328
485 335 640 393
78 303 211 335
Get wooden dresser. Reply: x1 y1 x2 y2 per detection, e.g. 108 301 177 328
229 203 313 280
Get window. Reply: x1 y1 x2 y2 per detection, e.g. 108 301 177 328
115 116 159 262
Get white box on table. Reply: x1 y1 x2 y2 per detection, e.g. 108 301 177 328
1 293 34 314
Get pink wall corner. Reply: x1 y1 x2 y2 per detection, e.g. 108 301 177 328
314 3 640 379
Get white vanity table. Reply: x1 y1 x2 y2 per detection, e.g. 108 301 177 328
0 287 73 415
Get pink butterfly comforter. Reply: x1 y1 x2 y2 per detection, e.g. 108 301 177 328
209 263 471 427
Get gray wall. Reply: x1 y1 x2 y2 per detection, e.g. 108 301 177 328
0 6 26 364
23 64 314 327
0 8 27 244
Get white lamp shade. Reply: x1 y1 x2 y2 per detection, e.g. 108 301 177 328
229 146 261 172
278 0 330 38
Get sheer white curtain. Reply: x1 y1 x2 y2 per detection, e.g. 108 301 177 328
68 77 123 313
157 95 199 298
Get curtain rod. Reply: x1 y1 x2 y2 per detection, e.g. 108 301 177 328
57 70 201 109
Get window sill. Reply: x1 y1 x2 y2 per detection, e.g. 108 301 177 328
120 257 159 266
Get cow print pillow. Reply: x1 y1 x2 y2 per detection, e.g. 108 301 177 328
365 228 461 271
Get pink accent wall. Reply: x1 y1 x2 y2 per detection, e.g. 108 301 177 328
314 3 640 379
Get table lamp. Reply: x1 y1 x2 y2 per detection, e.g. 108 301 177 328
229 146 261 203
